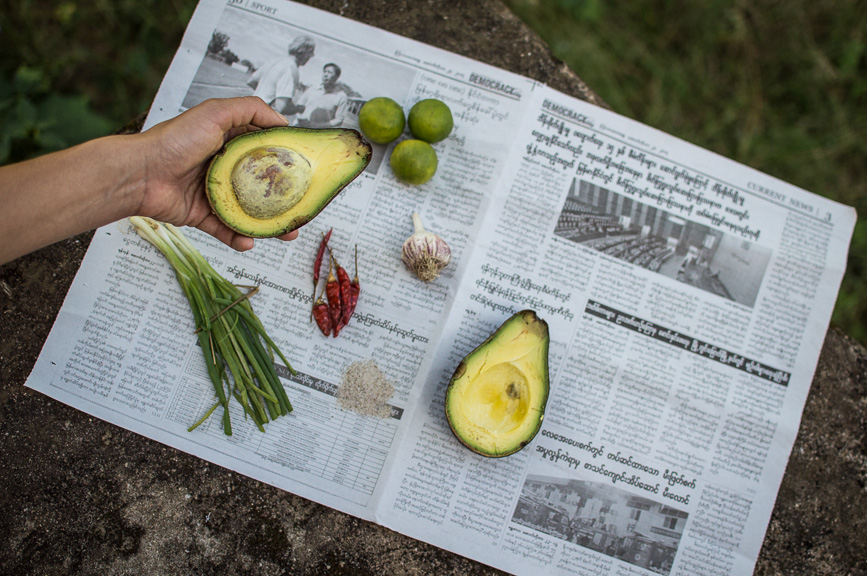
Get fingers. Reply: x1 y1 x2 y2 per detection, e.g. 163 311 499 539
194 213 299 253
230 234 256 252
275 230 300 242
193 213 253 252
204 96 289 134
224 124 259 144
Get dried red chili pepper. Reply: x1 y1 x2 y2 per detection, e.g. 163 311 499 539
311 288 332 336
310 228 332 320
347 245 361 319
325 258 343 337
336 260 352 327
313 228 332 288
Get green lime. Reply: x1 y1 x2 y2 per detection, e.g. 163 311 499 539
358 97 406 145
408 99 454 143
390 139 438 185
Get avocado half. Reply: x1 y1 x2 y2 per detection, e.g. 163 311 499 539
206 126 372 238
445 310 550 458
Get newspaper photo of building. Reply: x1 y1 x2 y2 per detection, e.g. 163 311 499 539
554 179 772 307
512 474 687 574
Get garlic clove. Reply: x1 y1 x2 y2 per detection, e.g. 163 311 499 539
402 211 451 282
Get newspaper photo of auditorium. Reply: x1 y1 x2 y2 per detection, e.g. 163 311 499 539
555 179 772 307
179 3 417 174
512 474 688 574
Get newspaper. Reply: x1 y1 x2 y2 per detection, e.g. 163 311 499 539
25 1 856 574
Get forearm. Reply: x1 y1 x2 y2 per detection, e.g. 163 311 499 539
0 97 293 264
0 135 145 265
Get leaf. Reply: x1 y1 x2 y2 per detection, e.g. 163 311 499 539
0 135 11 164
0 72 13 101
12 98 38 138
839 39 864 77
54 2 77 26
13 66 49 97
32 130 69 154
38 93 115 145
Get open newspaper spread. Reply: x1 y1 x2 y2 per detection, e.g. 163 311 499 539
25 1 856 574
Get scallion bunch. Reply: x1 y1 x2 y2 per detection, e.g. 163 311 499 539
130 217 294 435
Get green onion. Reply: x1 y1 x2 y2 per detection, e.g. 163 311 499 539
129 217 295 435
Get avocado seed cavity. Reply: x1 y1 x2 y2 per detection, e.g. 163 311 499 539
230 146 312 220
461 362 530 435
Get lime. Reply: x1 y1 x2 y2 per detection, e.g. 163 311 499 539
390 139 438 185
408 99 454 143
358 97 406 145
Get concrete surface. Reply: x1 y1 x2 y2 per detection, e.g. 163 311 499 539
1 1 865 574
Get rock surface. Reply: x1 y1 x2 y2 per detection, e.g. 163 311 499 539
1 1 865 574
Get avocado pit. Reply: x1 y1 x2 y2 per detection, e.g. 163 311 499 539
206 126 372 238
231 146 312 220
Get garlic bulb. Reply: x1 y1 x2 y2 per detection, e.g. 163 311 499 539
402 212 451 282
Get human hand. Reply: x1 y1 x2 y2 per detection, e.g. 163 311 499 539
137 97 296 251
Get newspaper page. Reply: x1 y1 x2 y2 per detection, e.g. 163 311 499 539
26 0 529 525
379 83 855 576
24 1 856 576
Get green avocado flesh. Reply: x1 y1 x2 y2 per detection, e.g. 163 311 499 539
445 310 550 458
206 126 372 238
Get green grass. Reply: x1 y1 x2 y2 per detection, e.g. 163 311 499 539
1 0 865 343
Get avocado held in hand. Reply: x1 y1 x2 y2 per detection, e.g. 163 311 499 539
446 310 550 458
207 127 372 237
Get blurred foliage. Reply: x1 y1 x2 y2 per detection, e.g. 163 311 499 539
1 0 864 343
0 0 197 158
505 0 867 345
0 67 115 163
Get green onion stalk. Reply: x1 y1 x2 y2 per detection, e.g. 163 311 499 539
129 217 295 435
